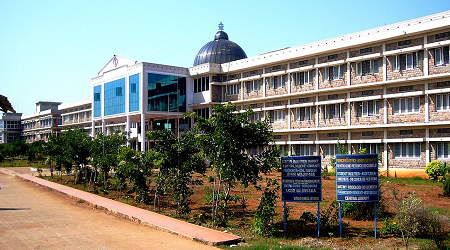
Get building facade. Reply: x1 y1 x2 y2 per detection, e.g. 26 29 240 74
0 112 23 143
187 11 450 171
21 101 62 143
59 98 92 135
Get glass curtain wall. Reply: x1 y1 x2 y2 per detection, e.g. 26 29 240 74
148 73 186 112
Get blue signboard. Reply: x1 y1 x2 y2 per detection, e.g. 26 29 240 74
336 154 379 202
281 156 322 202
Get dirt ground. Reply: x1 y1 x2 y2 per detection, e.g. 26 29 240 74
0 171 216 250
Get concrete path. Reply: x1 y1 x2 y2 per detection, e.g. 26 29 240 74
0 168 242 246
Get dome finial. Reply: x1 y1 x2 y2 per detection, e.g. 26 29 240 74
218 22 224 31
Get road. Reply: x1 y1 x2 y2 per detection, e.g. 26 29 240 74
0 171 216 249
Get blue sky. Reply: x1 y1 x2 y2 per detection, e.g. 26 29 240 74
1 0 449 115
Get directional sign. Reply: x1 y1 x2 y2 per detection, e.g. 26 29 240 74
281 156 322 202
336 154 379 202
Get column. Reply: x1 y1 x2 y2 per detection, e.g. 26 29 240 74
140 113 145 152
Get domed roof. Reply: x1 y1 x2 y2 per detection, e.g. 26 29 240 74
193 22 247 66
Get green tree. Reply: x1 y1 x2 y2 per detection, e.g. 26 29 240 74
187 103 280 226
117 147 157 204
64 129 92 184
91 131 127 187
147 128 206 215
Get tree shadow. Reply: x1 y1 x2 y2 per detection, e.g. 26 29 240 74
0 208 31 211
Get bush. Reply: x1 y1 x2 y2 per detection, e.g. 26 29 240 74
252 179 279 237
443 178 450 196
394 193 450 249
379 219 401 237
425 160 444 180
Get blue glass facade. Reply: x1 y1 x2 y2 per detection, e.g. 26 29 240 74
148 73 186 112
93 85 102 117
104 78 125 116
129 74 140 112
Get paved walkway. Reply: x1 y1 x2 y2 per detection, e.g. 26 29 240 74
0 168 242 246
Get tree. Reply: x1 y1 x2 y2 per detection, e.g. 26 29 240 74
117 147 157 204
91 131 127 187
147 128 206 215
63 129 92 184
186 103 280 226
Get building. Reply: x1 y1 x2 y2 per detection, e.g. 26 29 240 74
0 112 23 143
22 101 62 143
23 11 450 173
59 98 92 135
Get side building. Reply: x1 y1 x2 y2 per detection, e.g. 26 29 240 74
58 98 92 135
0 112 23 143
22 101 62 143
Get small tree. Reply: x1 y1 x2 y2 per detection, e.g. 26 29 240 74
252 178 280 237
187 103 280 226
394 193 427 249
147 129 206 215
91 131 127 187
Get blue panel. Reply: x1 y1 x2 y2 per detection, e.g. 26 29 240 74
281 156 322 202
129 74 139 112
93 85 102 117
336 154 379 202
104 78 125 116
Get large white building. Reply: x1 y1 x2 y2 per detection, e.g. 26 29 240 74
20 11 450 173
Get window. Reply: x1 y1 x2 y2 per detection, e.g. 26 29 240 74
437 142 450 159
322 103 343 119
194 108 210 120
434 46 449 66
324 144 338 158
269 74 287 89
356 59 379 76
293 70 314 85
269 110 286 123
436 93 450 111
246 79 262 93
194 77 210 93
394 143 421 158
355 100 379 117
324 65 345 81
392 52 419 71
294 145 314 156
250 112 262 123
295 107 312 121
115 87 122 96
393 97 420 114
357 143 380 154
226 83 240 96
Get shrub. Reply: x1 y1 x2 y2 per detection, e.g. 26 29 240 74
394 193 450 249
252 179 279 237
443 178 450 196
394 193 427 248
425 160 443 180
379 219 401 237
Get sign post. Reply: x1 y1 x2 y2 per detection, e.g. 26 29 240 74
336 154 379 238
281 156 322 237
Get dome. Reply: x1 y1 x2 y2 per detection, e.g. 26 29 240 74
193 22 247 66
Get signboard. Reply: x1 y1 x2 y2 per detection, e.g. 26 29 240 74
281 156 322 202
336 154 379 202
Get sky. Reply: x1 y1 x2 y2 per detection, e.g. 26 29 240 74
1 0 449 115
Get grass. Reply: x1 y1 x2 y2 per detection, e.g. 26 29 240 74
0 158 44 168
381 176 442 186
